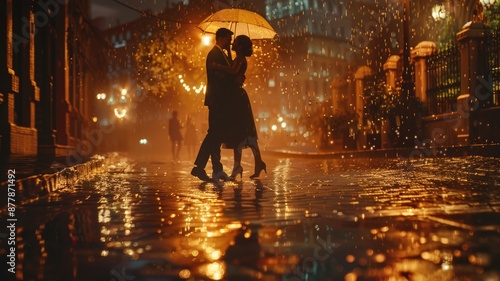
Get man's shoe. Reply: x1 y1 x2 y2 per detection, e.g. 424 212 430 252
191 167 211 181
212 170 232 182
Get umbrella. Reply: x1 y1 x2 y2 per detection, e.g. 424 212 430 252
197 8 277 40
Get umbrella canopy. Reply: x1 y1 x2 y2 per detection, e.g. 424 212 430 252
197 8 277 40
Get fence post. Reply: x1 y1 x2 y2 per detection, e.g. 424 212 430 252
456 21 491 145
330 77 347 114
383 55 400 88
382 55 400 148
411 41 437 105
354 66 372 150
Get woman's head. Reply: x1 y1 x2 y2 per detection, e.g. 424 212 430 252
233 35 253 57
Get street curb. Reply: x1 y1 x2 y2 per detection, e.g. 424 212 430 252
1 156 105 215
266 144 500 159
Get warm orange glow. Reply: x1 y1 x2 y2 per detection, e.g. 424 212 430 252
202 34 212 46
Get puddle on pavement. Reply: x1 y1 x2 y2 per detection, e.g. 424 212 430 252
2 156 500 281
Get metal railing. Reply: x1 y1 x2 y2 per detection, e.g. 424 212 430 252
487 31 500 106
425 43 461 115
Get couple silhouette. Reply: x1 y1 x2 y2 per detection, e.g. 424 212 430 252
190 28 266 182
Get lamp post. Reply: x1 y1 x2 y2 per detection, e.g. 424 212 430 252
398 0 417 147
401 0 412 101
477 0 497 23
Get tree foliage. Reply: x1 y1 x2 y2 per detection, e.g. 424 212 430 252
436 15 459 49
363 77 399 129
133 25 205 101
484 1 500 32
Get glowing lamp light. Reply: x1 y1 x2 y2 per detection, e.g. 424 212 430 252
202 35 212 46
268 79 275 88
96 93 106 100
92 116 98 123
431 4 446 21
480 0 497 7
281 122 287 128
139 139 148 145
195 85 206 94
121 89 128 96
177 74 206 94
114 108 127 119
271 125 278 131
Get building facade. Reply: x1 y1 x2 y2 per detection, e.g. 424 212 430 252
261 0 355 147
1 0 107 157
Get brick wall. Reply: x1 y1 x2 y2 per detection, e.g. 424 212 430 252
10 125 37 154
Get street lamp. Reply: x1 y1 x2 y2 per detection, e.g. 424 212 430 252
402 0 412 94
96 93 106 100
479 0 497 8
432 4 447 21
473 0 497 22
114 108 127 119
201 34 212 46
398 0 417 147
478 0 497 22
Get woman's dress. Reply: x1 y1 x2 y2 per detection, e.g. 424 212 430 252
222 58 258 149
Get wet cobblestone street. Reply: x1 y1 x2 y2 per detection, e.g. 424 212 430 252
2 152 500 281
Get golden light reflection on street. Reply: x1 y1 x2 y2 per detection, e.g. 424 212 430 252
10 155 500 280
272 159 293 221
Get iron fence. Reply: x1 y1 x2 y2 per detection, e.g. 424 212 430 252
426 43 461 115
487 31 500 106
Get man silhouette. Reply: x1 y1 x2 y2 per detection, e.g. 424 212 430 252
190 28 233 181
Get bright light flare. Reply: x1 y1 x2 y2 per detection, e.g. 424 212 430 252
431 4 446 21
114 108 127 119
202 34 212 46
480 0 497 8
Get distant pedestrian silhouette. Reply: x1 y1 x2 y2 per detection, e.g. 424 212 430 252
168 110 183 161
184 115 199 159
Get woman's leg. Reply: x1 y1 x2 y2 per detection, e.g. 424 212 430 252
230 147 243 178
233 148 242 168
248 136 266 178
247 136 262 164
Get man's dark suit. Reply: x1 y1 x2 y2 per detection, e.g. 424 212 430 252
193 46 232 174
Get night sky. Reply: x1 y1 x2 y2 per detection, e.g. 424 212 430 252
91 0 168 28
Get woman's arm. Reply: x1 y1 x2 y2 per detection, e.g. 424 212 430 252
212 57 243 75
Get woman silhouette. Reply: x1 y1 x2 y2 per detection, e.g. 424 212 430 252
212 35 266 179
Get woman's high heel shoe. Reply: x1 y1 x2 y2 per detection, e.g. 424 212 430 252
230 165 243 180
250 162 267 179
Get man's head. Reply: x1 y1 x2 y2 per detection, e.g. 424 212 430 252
215 28 233 49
